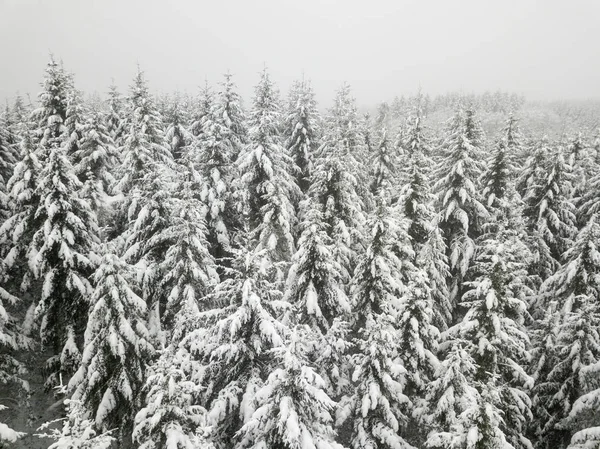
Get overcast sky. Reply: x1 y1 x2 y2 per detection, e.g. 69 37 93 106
1 0 599 107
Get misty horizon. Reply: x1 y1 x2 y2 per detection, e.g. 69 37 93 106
1 0 599 108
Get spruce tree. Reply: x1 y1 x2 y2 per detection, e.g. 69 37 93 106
235 68 299 268
236 326 344 449
531 216 600 449
284 78 320 194
31 143 99 388
213 72 247 161
337 314 413 449
434 108 489 305
182 239 287 447
449 228 534 449
285 201 350 334
106 82 126 146
165 94 191 160
68 252 154 442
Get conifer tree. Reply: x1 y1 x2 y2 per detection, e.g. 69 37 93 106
165 94 191 160
434 108 489 305
186 88 238 266
182 239 288 447
400 116 452 328
449 228 534 449
190 82 214 138
237 326 344 449
285 201 350 334
213 72 247 161
68 252 154 441
531 216 600 449
64 86 87 164
31 143 99 387
105 82 126 146
31 56 71 164
337 314 413 449
235 68 299 268
370 128 395 196
284 78 320 194
133 349 214 449
0 283 30 444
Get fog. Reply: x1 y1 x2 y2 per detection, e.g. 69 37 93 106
1 0 599 106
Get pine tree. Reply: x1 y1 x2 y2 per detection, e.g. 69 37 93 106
149 179 219 334
31 143 99 388
38 399 115 449
235 68 299 268
284 78 320 194
181 238 288 447
532 147 577 266
400 116 452 328
236 326 344 449
434 108 489 305
68 252 154 441
190 82 214 138
350 200 407 328
64 86 87 164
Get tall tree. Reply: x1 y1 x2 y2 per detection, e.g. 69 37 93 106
31 142 99 388
237 326 344 449
182 239 288 447
434 108 489 306
284 78 320 194
235 68 299 269
68 252 154 444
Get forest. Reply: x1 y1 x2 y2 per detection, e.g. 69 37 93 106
0 56 600 449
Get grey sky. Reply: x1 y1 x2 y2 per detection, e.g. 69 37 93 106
1 0 599 107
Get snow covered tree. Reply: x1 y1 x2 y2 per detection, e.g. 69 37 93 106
284 78 320 194
0 283 31 444
212 72 247 161
31 56 71 164
0 115 17 219
448 229 534 449
0 133 41 289
133 349 214 449
165 94 191 160
562 358 600 449
31 143 99 388
337 313 413 449
285 201 350 334
182 239 288 447
190 82 214 138
531 216 600 449
434 108 489 305
63 86 87 164
236 326 344 449
235 68 299 268
68 252 154 441
149 180 219 334
399 116 452 328
186 90 238 267
531 146 577 267
351 200 407 328
105 82 126 146
37 399 115 449
72 109 118 214
369 128 395 196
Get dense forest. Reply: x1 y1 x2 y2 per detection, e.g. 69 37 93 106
1 56 600 449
